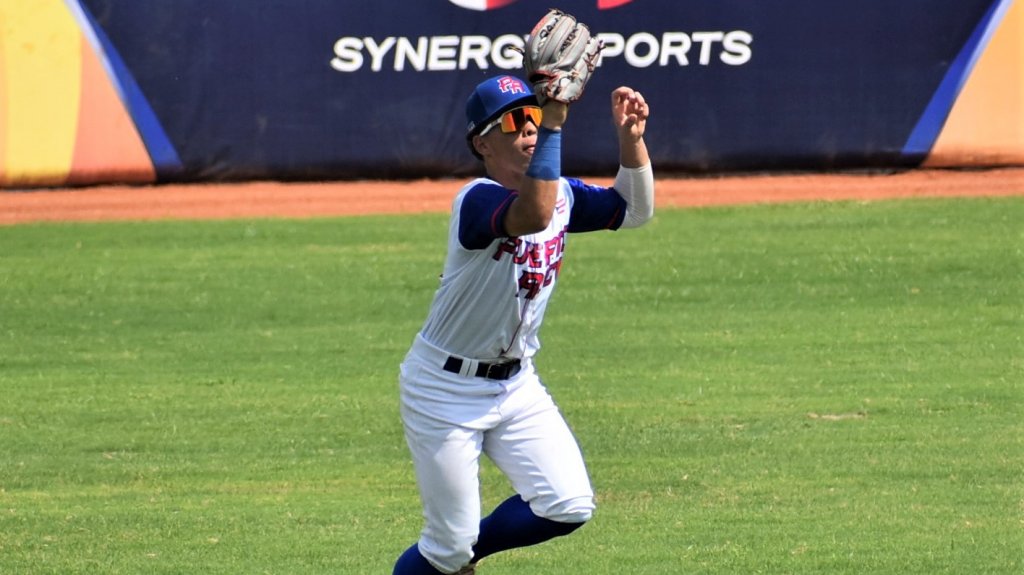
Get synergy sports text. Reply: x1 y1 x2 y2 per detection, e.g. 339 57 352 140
330 30 753 72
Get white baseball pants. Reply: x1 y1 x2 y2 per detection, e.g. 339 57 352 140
398 335 595 573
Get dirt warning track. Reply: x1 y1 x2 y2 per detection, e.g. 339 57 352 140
1 168 1022 225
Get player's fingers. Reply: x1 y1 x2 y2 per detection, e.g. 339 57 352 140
632 91 649 119
611 86 635 107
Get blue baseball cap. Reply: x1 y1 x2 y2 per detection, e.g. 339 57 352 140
465 75 538 137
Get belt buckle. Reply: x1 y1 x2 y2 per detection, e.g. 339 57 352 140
484 362 504 380
486 360 520 380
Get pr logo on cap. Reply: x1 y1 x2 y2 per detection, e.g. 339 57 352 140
498 76 527 95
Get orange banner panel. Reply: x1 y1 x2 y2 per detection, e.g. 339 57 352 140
69 34 155 185
925 1 1024 166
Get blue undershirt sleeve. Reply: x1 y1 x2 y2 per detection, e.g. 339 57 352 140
458 183 518 250
565 178 628 233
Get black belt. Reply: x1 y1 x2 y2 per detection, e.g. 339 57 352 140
443 356 522 380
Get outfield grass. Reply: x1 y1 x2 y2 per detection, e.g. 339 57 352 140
1 197 1021 574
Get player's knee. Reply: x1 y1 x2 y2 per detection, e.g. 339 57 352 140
533 494 595 524
418 533 476 574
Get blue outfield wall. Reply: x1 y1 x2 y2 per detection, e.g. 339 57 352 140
69 0 1013 182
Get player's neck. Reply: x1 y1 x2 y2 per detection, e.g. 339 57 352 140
484 163 525 191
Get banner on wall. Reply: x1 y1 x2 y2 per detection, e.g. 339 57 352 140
1 0 1019 186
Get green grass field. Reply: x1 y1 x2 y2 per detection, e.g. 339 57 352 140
1 197 1021 574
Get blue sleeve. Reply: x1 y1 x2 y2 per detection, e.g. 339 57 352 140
458 182 518 250
565 177 627 233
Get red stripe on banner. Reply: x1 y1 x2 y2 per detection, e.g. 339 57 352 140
598 0 635 9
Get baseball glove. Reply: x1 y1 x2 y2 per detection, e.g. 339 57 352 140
519 9 603 105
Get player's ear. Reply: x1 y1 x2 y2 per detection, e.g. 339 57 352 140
472 134 490 159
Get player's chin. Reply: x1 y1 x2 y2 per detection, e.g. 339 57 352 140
520 149 535 171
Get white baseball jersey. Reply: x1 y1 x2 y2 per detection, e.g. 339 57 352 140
419 176 627 361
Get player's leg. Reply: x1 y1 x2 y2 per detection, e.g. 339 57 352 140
394 383 488 574
471 493 585 562
473 376 595 561
394 412 484 574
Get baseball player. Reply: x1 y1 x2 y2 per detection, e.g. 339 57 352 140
392 14 652 574
391 68 653 575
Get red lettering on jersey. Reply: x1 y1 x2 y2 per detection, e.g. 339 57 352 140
493 237 521 262
494 237 537 265
543 259 562 287
543 230 568 265
518 271 545 300
528 243 543 267
498 225 570 299
543 238 558 265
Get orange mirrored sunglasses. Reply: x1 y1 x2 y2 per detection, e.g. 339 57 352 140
479 106 543 136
